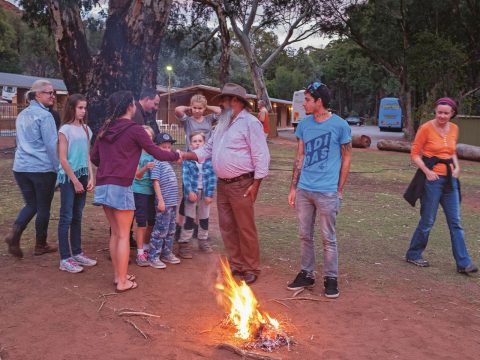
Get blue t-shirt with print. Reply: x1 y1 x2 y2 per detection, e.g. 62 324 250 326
132 152 154 195
295 114 351 192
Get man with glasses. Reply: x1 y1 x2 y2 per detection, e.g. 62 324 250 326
287 81 352 298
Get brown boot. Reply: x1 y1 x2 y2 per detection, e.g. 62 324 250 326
178 242 193 259
198 239 213 253
34 235 57 256
4 223 24 258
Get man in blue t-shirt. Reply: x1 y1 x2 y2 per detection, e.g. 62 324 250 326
287 81 352 298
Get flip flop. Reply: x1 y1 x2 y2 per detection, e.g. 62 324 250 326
113 274 136 285
115 280 138 293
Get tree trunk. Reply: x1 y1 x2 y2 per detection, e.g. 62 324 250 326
456 143 480 162
352 134 371 148
399 73 414 141
377 139 412 153
213 3 230 86
45 0 173 135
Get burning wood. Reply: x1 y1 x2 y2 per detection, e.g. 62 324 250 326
215 258 292 352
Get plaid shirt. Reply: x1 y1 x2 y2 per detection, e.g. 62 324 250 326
182 159 216 199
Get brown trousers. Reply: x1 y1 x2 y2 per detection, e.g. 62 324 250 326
216 177 260 274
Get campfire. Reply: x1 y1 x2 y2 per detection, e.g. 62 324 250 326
215 258 290 352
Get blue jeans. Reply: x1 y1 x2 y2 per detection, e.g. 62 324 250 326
13 171 56 242
58 176 88 260
406 177 472 269
149 206 176 259
295 189 341 278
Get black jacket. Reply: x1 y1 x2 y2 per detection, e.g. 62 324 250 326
403 156 460 206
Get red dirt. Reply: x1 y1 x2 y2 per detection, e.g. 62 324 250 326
1 142 480 359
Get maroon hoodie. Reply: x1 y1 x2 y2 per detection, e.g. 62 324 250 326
91 118 179 187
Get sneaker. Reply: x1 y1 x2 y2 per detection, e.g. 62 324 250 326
149 257 166 269
287 270 315 291
324 277 339 298
198 239 213 253
59 258 84 273
457 263 479 274
160 253 181 264
406 257 429 267
73 252 97 267
136 253 150 267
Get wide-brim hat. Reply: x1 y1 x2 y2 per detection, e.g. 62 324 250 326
212 83 251 107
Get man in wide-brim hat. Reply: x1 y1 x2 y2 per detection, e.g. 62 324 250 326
182 83 270 284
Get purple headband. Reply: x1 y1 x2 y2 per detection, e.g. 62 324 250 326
435 97 457 114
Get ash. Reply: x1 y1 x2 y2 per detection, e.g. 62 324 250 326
245 326 291 352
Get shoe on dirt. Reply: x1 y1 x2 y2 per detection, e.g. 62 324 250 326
136 253 150 267
73 252 97 267
324 276 339 298
287 270 315 291
149 257 166 269
59 258 83 273
160 253 181 264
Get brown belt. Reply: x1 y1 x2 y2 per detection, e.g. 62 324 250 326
218 172 254 184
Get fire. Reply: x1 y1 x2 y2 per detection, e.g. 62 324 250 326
215 258 280 340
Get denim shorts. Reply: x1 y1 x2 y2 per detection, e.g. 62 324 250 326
93 184 135 210
133 193 155 227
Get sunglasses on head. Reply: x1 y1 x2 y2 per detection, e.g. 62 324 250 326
306 81 324 95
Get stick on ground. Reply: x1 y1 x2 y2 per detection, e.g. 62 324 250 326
216 343 282 360
124 319 148 339
118 311 161 318
278 297 330 302
267 299 290 309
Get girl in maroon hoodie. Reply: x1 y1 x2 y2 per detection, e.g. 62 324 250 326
91 90 180 292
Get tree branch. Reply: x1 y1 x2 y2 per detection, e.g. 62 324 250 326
189 26 219 50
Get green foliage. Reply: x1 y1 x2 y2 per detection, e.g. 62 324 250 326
0 9 20 73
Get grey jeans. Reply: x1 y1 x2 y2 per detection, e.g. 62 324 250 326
179 190 211 242
295 189 341 278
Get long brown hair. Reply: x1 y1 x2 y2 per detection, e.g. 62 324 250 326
97 90 135 139
62 94 88 125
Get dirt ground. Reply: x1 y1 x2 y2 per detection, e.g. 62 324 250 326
1 139 480 360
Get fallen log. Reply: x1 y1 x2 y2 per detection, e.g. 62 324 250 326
377 140 411 153
377 140 480 162
456 143 480 162
352 134 371 148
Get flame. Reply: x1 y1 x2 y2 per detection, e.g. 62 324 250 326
216 258 280 340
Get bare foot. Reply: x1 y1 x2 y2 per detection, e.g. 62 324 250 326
116 279 138 293
113 274 136 285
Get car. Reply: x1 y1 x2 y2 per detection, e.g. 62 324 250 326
345 115 363 126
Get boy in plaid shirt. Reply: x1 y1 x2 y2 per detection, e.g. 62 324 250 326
178 131 217 258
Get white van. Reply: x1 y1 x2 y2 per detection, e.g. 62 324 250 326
1 86 17 102
291 90 305 129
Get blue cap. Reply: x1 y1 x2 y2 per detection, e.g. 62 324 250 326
154 132 176 145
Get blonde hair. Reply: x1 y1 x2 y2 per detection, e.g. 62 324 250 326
26 79 53 101
190 94 207 107
189 130 206 141
143 125 155 140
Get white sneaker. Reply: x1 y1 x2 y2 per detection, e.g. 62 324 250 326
60 258 84 273
160 253 181 264
73 252 97 267
149 257 167 269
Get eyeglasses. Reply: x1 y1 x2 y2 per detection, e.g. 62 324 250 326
41 91 55 97
306 81 324 95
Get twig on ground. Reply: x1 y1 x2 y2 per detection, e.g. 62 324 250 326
267 299 290 309
278 297 330 302
199 319 224 334
118 311 161 318
124 319 148 339
97 299 107 313
99 293 118 298
96 247 109 252
216 343 282 360
292 288 304 297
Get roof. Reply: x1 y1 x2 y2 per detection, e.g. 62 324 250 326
157 84 292 105
0 72 67 91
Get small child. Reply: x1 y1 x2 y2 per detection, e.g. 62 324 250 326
178 131 217 258
174 94 221 150
132 125 156 266
148 132 182 268
175 94 221 238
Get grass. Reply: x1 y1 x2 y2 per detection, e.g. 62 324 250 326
1 142 480 288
